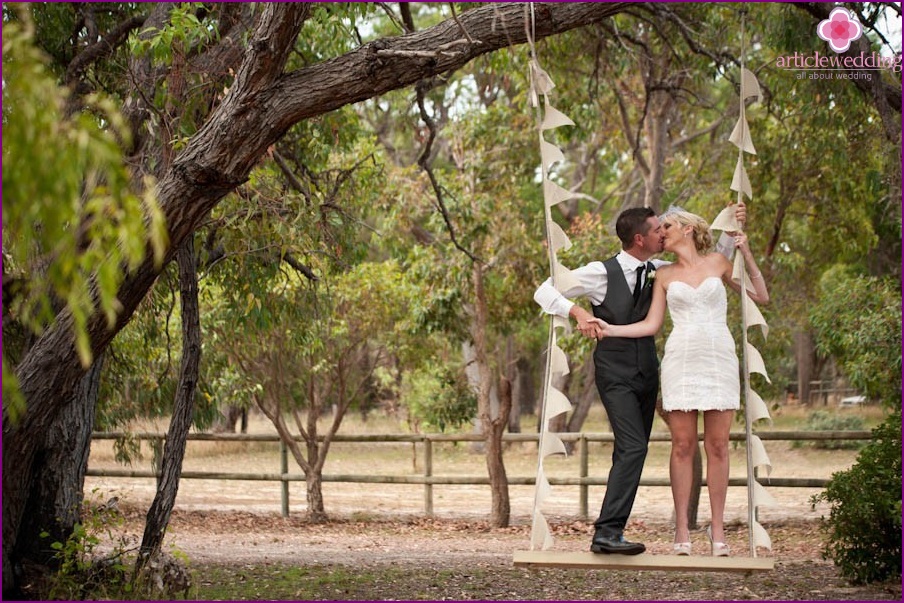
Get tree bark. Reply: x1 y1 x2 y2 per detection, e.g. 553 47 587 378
134 237 201 577
9 355 101 587
796 330 815 406
5 2 632 583
471 264 511 527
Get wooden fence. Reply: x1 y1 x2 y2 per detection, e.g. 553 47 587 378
87 430 873 518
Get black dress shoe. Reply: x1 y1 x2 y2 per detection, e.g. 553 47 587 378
590 532 646 555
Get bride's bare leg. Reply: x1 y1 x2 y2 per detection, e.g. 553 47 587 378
703 409 735 542
667 410 698 543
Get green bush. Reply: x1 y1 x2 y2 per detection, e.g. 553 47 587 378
811 414 902 585
799 410 865 450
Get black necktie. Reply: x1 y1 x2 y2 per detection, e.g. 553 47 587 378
632 265 645 304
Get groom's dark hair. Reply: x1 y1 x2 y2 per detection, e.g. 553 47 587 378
616 207 656 249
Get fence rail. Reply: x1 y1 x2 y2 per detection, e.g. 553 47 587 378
87 430 873 518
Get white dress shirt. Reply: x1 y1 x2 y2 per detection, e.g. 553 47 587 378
533 252 668 318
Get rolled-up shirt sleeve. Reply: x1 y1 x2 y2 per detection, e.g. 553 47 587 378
533 261 609 318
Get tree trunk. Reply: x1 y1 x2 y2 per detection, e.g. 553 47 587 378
471 265 511 527
134 237 201 577
5 2 633 584
796 330 815 406
306 474 327 523
9 355 101 592
513 356 536 417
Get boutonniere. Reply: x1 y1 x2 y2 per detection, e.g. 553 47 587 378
646 269 656 286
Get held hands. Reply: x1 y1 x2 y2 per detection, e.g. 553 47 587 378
572 308 607 340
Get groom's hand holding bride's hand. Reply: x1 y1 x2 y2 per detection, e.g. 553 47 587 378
571 307 606 340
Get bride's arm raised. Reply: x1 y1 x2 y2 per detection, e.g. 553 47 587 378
723 232 769 304
597 279 667 339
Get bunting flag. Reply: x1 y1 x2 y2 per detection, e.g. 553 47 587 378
526 10 774 559
713 18 775 557
526 11 580 548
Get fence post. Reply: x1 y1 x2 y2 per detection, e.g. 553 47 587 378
579 433 589 519
280 439 289 517
424 437 433 516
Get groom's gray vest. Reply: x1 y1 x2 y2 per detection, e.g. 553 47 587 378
591 256 658 382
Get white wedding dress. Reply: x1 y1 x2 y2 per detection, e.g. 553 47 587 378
661 276 740 412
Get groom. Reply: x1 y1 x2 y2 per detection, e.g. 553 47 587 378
534 206 663 554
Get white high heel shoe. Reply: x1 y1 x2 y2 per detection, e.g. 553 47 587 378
706 525 730 557
672 541 692 556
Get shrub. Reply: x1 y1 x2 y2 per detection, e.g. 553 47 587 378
811 414 902 585
799 410 865 450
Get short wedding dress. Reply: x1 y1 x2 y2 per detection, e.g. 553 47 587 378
661 276 740 412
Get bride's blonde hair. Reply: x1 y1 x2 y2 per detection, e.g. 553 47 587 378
663 209 713 253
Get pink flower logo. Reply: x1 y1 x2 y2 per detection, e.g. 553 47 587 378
817 7 863 53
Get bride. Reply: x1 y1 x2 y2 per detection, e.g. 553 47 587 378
593 208 769 556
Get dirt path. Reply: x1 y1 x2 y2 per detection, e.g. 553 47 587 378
114 507 900 601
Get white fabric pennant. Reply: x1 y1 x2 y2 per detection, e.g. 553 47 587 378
535 466 552 505
752 479 778 507
540 139 566 170
548 221 572 253
752 519 773 551
730 156 753 200
552 315 571 335
728 114 757 155
531 509 554 550
745 342 772 383
740 67 762 103
545 386 573 419
553 261 582 293
744 298 769 339
543 179 576 207
747 389 773 425
541 104 575 130
540 431 567 458
531 61 555 95
748 434 773 475
549 344 570 377
710 205 740 232
732 253 756 294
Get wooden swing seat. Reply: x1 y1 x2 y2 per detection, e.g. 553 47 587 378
513 550 774 573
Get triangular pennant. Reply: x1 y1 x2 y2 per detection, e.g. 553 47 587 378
553 261 582 293
752 519 773 550
752 479 778 507
531 61 555 95
748 434 773 475
545 386 573 419
552 315 571 335
710 204 740 232
732 253 756 294
540 431 567 457
540 139 566 170
543 179 576 207
730 156 753 199
744 298 769 339
747 389 773 425
740 67 762 103
745 342 772 383
531 509 554 550
548 221 572 253
549 344 570 377
728 113 757 155
535 466 552 505
541 104 575 130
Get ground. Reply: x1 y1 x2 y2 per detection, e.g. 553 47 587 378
111 505 901 601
